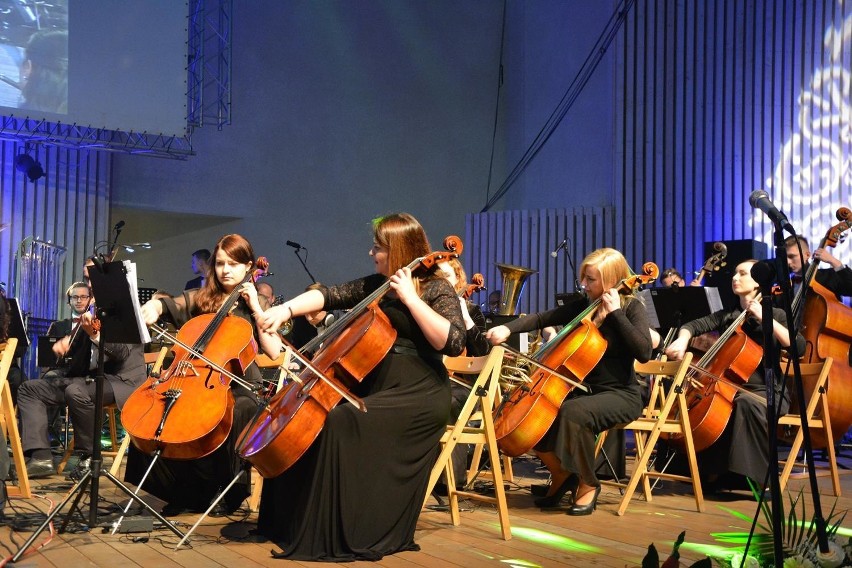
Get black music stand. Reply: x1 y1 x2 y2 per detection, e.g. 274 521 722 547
11 261 185 563
641 286 723 332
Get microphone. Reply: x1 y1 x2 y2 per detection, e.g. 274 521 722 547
114 220 125 231
550 239 568 258
749 190 795 232
286 240 303 250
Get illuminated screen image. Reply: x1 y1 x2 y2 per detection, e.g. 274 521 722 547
0 0 68 115
0 1 187 138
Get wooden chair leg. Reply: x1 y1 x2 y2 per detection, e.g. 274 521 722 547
109 434 132 477
1 378 30 498
248 469 263 513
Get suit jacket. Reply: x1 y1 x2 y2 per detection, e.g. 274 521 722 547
815 266 852 298
64 331 147 408
184 276 204 290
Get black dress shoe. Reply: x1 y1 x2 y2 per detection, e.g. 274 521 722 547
26 458 56 479
534 474 578 508
567 485 601 516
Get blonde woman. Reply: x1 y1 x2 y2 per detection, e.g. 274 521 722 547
486 248 652 515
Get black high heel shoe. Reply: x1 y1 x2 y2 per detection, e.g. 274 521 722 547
534 474 578 508
567 484 601 516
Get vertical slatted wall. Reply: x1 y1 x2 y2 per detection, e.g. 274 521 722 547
0 142 110 317
616 0 852 280
464 208 615 314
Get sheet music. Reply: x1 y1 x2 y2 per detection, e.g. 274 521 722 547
704 287 723 312
637 289 659 328
123 260 152 344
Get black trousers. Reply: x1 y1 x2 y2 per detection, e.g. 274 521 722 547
18 370 116 455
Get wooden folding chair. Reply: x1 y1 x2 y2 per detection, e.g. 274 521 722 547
423 346 511 540
595 353 704 515
0 339 30 498
778 357 840 496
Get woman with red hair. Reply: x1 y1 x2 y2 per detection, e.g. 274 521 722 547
133 233 282 515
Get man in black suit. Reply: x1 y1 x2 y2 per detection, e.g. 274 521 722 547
785 235 852 299
19 297 147 480
184 248 211 290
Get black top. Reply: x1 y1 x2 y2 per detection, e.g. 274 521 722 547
464 300 490 357
502 297 652 392
681 305 806 388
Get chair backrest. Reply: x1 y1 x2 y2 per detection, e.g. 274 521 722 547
0 339 18 393
443 346 506 414
633 352 694 417
444 352 489 377
784 358 833 417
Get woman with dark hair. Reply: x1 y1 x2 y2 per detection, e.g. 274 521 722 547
254 213 466 561
664 259 805 489
133 233 282 514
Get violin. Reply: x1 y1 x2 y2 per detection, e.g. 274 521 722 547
238 237 463 478
59 302 101 366
461 273 485 300
122 258 269 460
493 262 659 457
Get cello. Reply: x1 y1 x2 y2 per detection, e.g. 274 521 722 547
665 300 764 452
792 207 852 448
493 262 659 457
238 237 463 478
121 258 269 460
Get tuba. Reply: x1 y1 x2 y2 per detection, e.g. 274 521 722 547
494 263 537 315
493 262 538 385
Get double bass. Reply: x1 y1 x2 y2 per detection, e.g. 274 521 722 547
792 207 852 448
121 259 269 460
493 262 659 457
238 237 463 478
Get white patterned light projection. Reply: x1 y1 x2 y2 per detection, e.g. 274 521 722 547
755 5 852 247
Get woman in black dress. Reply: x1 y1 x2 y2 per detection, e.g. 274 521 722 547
133 233 282 514
486 248 653 515
664 259 805 488
254 212 465 561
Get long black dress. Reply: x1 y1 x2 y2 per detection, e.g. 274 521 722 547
124 291 265 512
256 274 465 561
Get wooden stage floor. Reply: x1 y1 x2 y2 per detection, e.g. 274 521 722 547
0 449 850 567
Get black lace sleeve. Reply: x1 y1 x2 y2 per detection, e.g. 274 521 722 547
320 274 386 311
420 278 466 356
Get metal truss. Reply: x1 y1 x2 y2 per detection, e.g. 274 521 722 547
187 0 232 131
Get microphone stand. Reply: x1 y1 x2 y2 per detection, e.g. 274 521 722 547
749 223 832 567
292 247 317 284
